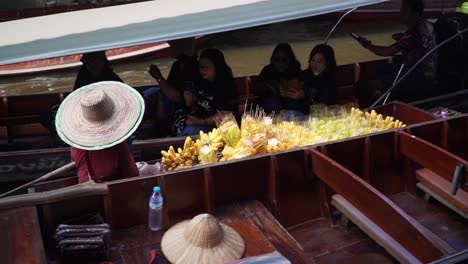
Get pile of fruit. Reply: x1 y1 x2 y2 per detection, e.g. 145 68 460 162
160 106 406 171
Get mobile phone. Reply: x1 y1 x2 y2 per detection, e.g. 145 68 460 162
350 33 361 41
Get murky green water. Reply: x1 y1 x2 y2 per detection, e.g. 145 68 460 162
0 18 403 96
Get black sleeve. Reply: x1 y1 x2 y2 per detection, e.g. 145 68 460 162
73 67 89 90
318 76 337 105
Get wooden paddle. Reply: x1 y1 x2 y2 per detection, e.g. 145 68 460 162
0 162 76 198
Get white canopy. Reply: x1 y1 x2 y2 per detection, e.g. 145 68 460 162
0 0 387 65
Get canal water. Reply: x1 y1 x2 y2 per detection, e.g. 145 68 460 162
0 17 404 96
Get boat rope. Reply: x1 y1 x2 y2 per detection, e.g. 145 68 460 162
383 63 405 105
324 7 358 44
368 26 468 110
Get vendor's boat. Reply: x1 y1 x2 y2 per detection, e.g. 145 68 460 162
1 102 467 263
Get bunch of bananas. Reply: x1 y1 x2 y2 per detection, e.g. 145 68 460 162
196 128 224 152
220 140 256 161
161 137 198 171
351 108 406 130
219 120 241 148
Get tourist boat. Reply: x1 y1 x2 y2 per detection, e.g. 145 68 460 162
1 1 467 263
1 103 467 263
0 0 463 78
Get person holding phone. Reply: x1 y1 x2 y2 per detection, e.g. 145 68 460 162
353 0 437 102
253 43 303 115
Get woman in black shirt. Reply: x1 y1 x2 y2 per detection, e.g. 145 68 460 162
300 44 337 106
173 48 239 136
254 43 305 115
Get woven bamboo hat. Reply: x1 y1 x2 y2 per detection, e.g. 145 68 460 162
161 214 245 264
55 81 144 150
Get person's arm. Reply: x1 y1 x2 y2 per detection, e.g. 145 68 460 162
253 66 280 97
186 111 232 127
357 37 401 57
365 43 401 57
149 64 183 103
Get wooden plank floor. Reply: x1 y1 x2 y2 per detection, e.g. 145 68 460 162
288 217 396 264
390 192 468 251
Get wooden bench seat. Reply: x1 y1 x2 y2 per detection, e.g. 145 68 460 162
331 194 421 264
416 168 468 219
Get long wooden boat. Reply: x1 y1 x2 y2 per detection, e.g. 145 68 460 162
1 102 467 263
0 102 440 194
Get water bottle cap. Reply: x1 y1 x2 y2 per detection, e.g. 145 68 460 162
153 186 161 192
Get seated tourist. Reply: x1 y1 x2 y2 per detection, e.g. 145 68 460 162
253 43 303 115
173 48 239 136
55 81 143 183
300 44 337 106
149 38 200 137
74 51 123 90
355 0 437 102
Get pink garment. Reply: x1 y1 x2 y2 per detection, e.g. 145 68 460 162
71 142 139 183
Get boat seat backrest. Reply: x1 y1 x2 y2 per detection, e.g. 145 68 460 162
331 194 421 264
0 183 108 210
416 168 468 216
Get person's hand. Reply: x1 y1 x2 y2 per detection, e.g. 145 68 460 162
183 91 194 107
286 88 305 100
392 32 404 41
149 64 163 81
280 86 287 97
186 115 204 126
358 37 372 49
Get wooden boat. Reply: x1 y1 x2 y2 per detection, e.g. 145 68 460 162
1 102 467 263
0 102 440 194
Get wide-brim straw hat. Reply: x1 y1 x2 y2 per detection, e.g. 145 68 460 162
55 81 144 150
161 214 245 264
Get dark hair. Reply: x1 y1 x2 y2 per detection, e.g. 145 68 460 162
402 0 424 16
80 51 109 65
308 44 337 76
270 43 301 73
199 48 235 87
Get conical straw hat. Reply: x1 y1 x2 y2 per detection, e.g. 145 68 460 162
161 214 245 264
55 81 144 150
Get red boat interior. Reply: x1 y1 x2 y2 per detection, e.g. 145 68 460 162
0 104 466 263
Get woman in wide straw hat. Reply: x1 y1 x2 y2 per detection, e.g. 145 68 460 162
55 81 145 183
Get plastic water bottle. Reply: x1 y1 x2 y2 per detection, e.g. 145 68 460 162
148 186 163 231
